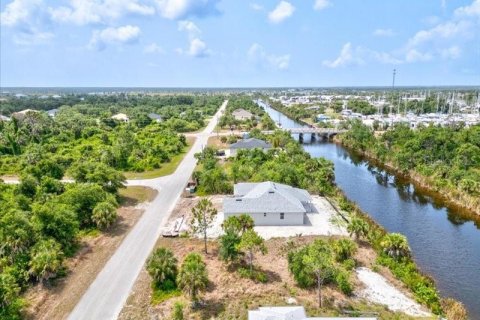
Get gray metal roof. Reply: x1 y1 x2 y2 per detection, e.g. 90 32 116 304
229 138 272 150
148 113 163 120
224 181 311 214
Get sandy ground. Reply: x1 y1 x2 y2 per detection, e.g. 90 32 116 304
23 188 156 320
163 195 347 239
355 267 432 317
155 195 434 318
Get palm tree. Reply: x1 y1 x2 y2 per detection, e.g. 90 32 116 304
92 201 117 229
333 238 357 261
347 216 369 240
177 253 208 304
146 247 178 287
380 233 411 260
29 239 64 283
237 214 254 234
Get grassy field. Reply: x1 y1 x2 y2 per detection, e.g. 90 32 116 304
119 186 158 205
124 137 196 180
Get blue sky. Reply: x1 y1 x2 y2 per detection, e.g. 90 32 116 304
1 0 479 87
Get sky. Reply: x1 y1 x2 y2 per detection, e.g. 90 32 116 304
1 0 479 87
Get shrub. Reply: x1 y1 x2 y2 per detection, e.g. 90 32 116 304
441 298 468 320
335 270 353 296
237 267 267 283
172 301 185 320
146 248 178 289
342 258 356 271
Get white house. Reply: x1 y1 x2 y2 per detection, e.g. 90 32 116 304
227 138 272 157
148 113 163 122
223 181 313 226
111 113 129 122
232 108 253 121
0 115 11 122
248 306 377 320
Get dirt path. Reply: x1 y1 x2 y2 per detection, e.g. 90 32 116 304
24 187 157 320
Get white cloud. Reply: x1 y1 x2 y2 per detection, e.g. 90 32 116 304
268 1 295 24
440 46 461 59
313 0 331 11
49 0 155 25
405 49 433 62
178 20 201 37
371 51 403 64
407 20 472 47
13 29 54 45
144 42 165 54
322 42 363 68
1 0 43 26
373 28 395 37
88 25 141 50
248 43 290 70
154 0 220 20
250 3 263 11
441 0 447 11
187 38 209 57
454 0 480 17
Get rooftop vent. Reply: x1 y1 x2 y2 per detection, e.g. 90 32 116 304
235 199 242 202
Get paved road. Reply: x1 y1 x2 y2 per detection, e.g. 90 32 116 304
68 100 227 320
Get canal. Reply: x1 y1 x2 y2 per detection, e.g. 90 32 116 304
260 101 480 319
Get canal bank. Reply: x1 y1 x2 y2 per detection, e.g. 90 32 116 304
260 100 480 320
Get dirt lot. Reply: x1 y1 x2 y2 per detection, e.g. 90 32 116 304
120 195 430 320
118 236 425 320
23 186 157 320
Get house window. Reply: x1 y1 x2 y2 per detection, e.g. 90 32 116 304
264 213 267 217
280 213 284 220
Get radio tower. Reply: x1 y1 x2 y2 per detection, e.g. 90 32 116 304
392 69 396 89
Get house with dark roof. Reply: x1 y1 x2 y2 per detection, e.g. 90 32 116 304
227 138 272 157
223 181 313 226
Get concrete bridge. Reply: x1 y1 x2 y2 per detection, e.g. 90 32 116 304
262 127 347 142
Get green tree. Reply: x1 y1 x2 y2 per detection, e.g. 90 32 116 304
0 210 33 259
0 270 20 308
92 201 117 229
347 216 369 240
146 247 178 289
380 233 411 260
176 253 208 304
219 230 242 263
301 240 336 308
32 203 79 252
190 198 217 253
29 239 64 283
237 229 267 272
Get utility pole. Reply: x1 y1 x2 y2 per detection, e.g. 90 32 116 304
392 69 396 90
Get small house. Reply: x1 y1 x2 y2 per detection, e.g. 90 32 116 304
111 113 129 122
12 109 39 120
227 138 271 157
47 108 59 117
148 113 163 123
232 108 253 121
223 181 313 226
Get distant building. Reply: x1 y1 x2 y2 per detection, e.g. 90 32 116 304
0 115 11 122
148 113 163 122
248 306 377 320
47 108 59 117
111 113 129 122
316 114 330 122
227 138 272 157
12 109 39 120
223 181 313 226
232 108 253 121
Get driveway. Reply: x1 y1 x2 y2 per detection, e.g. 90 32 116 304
68 100 227 320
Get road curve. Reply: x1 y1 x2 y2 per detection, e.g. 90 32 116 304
68 100 227 320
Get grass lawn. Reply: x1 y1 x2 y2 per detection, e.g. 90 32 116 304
124 137 196 179
119 186 158 205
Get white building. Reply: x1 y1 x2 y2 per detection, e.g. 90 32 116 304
111 113 129 122
232 108 254 121
248 306 377 320
223 181 313 226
